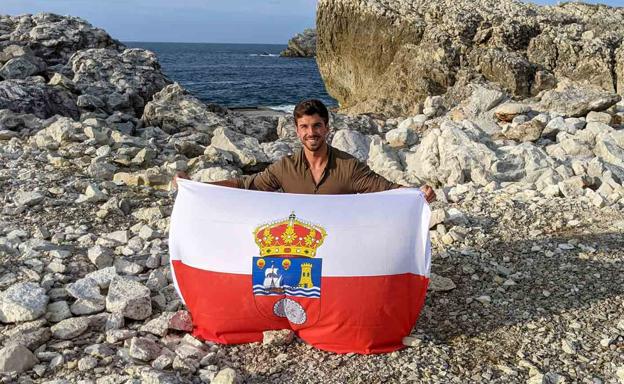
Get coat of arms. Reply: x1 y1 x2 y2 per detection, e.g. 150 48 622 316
251 211 326 325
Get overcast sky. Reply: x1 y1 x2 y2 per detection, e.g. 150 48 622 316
1 0 622 44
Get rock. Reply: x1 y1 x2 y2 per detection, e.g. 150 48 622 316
539 80 621 117
0 78 79 119
331 129 370 161
142 83 225 134
0 56 45 79
69 48 170 114
495 103 532 122
317 0 624 116
280 28 316 57
129 337 161 361
50 317 90 339
385 125 418 148
586 111 612 125
105 277 152 320
504 119 544 142
0 282 48 323
212 367 239 384
0 344 38 374
169 310 193 332
428 273 456 292
13 190 44 206
209 127 269 170
77 356 98 371
87 245 114 268
262 329 294 346
46 301 72 323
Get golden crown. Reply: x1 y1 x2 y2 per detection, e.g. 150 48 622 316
253 212 327 258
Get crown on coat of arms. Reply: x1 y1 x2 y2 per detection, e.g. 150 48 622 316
253 211 327 258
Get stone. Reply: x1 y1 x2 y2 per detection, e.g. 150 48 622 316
46 301 72 323
0 56 44 79
539 81 621 117
129 337 161 361
142 83 225 134
586 111 612 125
169 310 193 332
77 356 98 371
105 277 152 320
0 78 79 119
262 329 294 346
504 120 544 142
87 245 114 269
0 344 38 374
14 190 44 206
428 273 456 292
385 125 418 148
212 367 238 384
0 282 48 323
331 129 370 161
495 103 532 122
50 317 90 339
209 127 269 169
280 28 316 57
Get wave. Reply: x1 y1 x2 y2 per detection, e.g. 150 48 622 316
249 53 279 57
267 104 296 113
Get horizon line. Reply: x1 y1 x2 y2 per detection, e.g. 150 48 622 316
122 40 289 45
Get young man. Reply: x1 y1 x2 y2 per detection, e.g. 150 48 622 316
174 99 435 202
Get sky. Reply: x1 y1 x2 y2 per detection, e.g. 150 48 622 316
1 0 622 44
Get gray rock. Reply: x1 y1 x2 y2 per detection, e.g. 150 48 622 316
46 301 72 323
14 190 44 206
331 129 370 161
87 245 114 269
495 103 532 122
0 78 79 119
142 83 225 134
385 125 418 148
129 337 161 361
428 273 457 292
212 367 238 384
0 344 38 374
209 127 269 170
280 28 316 57
50 316 89 339
539 80 621 117
504 120 544 142
0 56 44 79
105 277 152 320
77 356 98 371
0 282 48 323
262 330 294 346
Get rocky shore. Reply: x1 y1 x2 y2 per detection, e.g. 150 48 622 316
279 29 316 58
0 8 623 384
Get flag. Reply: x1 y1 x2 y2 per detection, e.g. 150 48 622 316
169 179 431 354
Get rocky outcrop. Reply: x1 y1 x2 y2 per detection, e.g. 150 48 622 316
317 0 624 116
280 28 316 57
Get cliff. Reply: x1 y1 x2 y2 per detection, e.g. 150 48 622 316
317 0 624 116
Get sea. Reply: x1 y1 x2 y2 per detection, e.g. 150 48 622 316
125 42 337 113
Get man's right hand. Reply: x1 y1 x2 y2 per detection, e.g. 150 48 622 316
172 171 189 190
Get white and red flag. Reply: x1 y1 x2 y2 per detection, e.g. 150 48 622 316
169 179 431 354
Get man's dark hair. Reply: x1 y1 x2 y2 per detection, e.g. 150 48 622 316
293 99 329 126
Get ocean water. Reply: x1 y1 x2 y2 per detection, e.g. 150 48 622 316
125 42 337 112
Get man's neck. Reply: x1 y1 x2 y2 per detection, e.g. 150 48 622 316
303 142 329 170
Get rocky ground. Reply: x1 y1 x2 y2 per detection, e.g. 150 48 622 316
0 11 623 384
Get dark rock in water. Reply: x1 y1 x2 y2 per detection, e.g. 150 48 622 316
317 0 624 116
280 28 316 58
0 77 78 119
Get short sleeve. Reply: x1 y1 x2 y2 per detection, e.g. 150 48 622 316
351 160 403 193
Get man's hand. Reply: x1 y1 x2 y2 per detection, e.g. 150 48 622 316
420 185 436 203
172 171 189 190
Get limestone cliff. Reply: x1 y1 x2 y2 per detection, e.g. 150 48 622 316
317 0 624 116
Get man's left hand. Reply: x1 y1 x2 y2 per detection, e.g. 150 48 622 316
420 185 436 203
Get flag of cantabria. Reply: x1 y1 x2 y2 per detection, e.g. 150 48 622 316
169 179 431 354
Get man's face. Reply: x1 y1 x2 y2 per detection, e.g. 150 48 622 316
295 113 329 152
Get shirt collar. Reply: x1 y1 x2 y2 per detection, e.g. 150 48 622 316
298 144 333 170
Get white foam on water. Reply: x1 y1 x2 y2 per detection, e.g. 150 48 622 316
267 104 296 113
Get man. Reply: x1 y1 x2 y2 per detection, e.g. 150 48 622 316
174 99 435 202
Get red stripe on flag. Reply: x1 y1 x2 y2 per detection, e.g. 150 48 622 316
172 260 429 354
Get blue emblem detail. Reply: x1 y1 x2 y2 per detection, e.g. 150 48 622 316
252 257 322 298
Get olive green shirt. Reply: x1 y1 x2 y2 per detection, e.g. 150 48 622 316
236 145 403 194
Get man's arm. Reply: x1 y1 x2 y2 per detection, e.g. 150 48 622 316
172 161 283 191
351 161 436 203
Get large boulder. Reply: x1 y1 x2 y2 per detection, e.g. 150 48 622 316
1 13 122 66
0 77 79 119
68 48 171 115
0 282 49 323
280 28 317 57
142 83 225 134
317 0 624 116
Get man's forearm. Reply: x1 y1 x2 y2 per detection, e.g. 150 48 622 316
208 179 240 188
